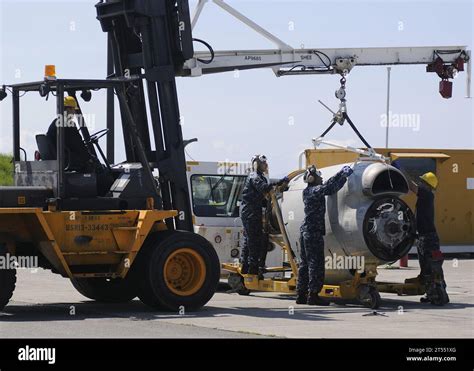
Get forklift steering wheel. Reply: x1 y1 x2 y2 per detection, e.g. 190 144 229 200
87 128 110 144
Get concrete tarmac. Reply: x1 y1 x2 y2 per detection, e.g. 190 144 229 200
1 259 472 338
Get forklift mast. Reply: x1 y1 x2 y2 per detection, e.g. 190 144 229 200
96 0 194 231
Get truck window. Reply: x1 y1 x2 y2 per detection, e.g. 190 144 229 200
191 175 246 217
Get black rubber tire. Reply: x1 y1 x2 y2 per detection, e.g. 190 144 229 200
70 277 137 303
136 230 220 312
0 248 17 311
359 286 381 309
366 288 381 309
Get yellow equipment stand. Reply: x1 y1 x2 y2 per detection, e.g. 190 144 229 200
223 177 425 309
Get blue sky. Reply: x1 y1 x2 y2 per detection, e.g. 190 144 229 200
1 0 472 175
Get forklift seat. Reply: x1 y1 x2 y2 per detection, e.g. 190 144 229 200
35 134 56 160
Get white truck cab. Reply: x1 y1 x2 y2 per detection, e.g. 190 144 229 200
186 161 280 276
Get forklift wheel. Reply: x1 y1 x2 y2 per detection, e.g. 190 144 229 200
136 231 220 312
0 266 16 311
71 277 137 303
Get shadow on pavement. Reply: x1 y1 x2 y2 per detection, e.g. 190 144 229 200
1 291 471 323
0 300 339 322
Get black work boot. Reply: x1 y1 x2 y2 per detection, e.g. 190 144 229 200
307 292 329 306
248 265 259 276
420 294 431 303
424 282 450 306
240 264 249 275
296 291 308 305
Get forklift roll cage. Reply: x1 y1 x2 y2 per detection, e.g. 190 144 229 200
9 78 144 200
9 0 197 231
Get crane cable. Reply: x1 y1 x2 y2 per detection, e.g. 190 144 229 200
317 74 395 188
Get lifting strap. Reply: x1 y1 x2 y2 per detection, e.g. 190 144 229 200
342 112 372 149
318 111 372 149
318 75 373 150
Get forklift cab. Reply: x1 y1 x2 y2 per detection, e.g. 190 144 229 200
4 78 162 211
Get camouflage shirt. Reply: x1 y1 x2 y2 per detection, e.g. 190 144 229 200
240 171 273 219
301 170 348 235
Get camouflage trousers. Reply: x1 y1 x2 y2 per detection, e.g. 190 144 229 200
297 232 325 293
417 232 446 286
241 215 265 271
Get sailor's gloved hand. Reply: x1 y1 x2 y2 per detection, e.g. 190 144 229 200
276 176 290 186
341 166 353 176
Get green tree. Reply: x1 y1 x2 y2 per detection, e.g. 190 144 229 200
0 154 13 186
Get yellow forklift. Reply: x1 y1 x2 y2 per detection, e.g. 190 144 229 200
0 1 220 312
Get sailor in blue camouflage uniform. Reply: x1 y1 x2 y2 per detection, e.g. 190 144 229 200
296 164 354 305
408 171 449 306
240 155 289 275
391 161 449 306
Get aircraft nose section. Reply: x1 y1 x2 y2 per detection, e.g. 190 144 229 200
363 196 416 261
